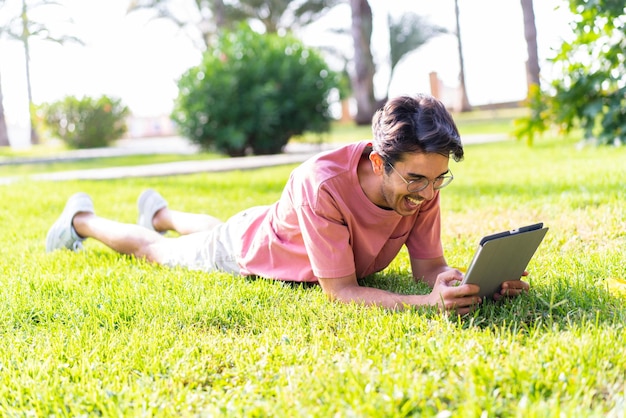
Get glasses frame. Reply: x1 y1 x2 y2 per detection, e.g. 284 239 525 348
387 163 454 193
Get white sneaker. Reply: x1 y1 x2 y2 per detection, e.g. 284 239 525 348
137 189 168 233
46 193 94 252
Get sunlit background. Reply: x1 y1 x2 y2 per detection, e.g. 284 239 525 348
0 0 572 147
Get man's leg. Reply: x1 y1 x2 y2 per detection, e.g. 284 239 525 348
72 213 171 263
138 189 221 235
46 193 219 266
153 209 222 235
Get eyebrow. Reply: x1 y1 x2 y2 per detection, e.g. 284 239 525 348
405 169 450 179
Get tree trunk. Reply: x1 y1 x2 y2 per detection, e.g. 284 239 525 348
0 72 10 147
520 0 541 90
21 0 39 145
202 0 226 48
454 0 472 112
350 0 376 125
214 0 226 28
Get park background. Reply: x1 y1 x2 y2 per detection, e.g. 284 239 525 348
1 0 572 146
0 0 624 416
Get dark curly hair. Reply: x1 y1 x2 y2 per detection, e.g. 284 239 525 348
371 94 464 169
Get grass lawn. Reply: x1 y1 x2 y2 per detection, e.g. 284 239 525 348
0 132 625 416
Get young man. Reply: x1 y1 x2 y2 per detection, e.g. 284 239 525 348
46 94 529 314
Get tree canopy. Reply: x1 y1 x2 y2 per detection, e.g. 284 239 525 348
516 0 626 145
386 12 446 99
127 0 342 48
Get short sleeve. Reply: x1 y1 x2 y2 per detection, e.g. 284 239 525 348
295 189 357 279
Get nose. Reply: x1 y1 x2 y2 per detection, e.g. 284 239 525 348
417 183 436 201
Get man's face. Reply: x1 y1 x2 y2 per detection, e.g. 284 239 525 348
380 152 450 216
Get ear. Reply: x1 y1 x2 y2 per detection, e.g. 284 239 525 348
369 151 386 176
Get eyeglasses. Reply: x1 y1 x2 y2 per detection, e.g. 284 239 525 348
387 163 454 193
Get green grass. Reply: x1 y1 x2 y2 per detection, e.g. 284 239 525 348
0 133 625 416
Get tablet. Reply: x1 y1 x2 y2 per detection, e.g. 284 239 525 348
460 223 549 299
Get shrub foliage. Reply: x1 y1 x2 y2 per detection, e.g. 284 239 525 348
173 27 338 156
515 0 626 146
39 95 129 149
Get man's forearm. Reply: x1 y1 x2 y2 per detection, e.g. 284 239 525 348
411 257 455 288
329 285 432 310
318 274 432 310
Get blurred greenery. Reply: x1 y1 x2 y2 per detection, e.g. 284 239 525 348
173 26 338 156
0 106 565 181
37 95 130 149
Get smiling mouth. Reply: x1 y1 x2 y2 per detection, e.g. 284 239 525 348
406 195 423 207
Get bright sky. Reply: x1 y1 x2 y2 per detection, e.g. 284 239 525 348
0 0 572 143
300 0 572 103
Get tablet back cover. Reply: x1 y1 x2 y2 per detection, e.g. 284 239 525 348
463 227 548 299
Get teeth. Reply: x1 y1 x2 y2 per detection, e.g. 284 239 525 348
407 196 421 205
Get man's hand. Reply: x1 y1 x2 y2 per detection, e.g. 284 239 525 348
493 271 530 301
427 269 483 315
318 271 481 312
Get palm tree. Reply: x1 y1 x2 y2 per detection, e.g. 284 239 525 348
454 0 471 112
0 72 9 147
2 0 82 145
127 0 342 47
127 0 226 49
19 0 39 144
1 0 12 146
520 0 540 90
386 12 446 100
226 0 343 34
349 0 375 125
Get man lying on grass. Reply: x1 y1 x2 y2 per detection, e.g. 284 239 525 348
46 94 528 314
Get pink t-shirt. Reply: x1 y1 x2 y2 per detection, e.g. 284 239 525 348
237 141 443 282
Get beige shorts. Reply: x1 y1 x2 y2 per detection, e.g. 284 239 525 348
159 206 266 274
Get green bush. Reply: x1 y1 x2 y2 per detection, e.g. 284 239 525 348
514 0 626 146
39 95 130 149
173 26 338 156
